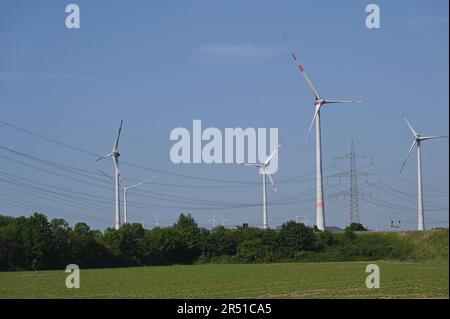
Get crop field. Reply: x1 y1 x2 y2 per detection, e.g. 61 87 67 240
0 261 448 299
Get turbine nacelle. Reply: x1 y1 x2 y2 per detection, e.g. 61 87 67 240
96 150 120 161
314 98 325 106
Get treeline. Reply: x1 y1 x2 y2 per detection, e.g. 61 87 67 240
0 212 441 271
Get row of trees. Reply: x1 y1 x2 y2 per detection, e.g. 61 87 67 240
0 213 371 271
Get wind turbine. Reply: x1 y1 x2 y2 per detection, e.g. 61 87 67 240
96 119 123 230
121 178 153 224
98 170 154 224
292 54 364 231
209 212 219 228
237 144 281 229
399 112 448 231
153 216 162 227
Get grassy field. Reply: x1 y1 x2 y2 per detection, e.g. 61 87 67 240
0 261 447 298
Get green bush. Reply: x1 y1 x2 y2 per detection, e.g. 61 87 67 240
0 213 447 271
345 223 368 232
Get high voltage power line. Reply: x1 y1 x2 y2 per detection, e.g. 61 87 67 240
2 117 445 193
0 143 327 215
1 148 446 228
0 107 448 228
0 88 168 147
1 118 310 186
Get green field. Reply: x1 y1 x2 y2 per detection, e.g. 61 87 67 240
0 261 448 298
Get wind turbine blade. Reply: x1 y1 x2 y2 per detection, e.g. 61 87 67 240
264 142 283 166
264 149 278 166
113 119 123 151
304 106 320 145
308 105 320 134
128 177 156 189
265 170 278 193
235 162 263 168
420 135 448 141
400 140 417 174
292 53 320 99
400 112 418 137
324 99 365 104
96 153 113 161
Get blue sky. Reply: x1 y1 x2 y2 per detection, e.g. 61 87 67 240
0 0 448 231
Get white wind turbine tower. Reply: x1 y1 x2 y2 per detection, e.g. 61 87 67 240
399 112 448 231
96 119 123 230
292 54 364 231
238 145 281 229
